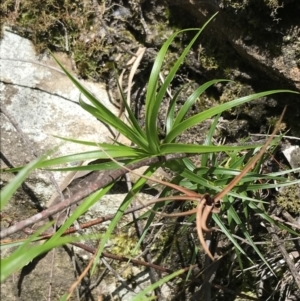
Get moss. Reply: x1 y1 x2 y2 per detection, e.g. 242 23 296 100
110 231 140 257
223 0 284 16
220 82 244 104
294 37 300 67
197 48 219 70
0 0 141 79
266 115 287 131
276 184 300 213
222 0 249 10
264 0 282 10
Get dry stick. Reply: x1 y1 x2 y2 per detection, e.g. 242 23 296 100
71 241 207 300
250 133 300 141
72 243 255 300
71 243 174 274
101 257 131 286
212 283 264 301
270 214 300 230
0 196 202 246
74 239 254 290
281 210 300 226
70 249 81 301
266 224 300 290
0 153 187 239
67 246 98 300
48 249 56 301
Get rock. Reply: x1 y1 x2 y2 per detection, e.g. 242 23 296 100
0 27 118 204
172 0 300 92
1 28 152 301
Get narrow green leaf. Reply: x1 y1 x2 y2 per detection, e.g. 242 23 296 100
160 143 263 154
79 97 148 149
166 84 189 134
91 164 159 274
225 204 275 273
166 90 298 142
130 269 185 301
213 214 250 260
115 74 146 139
201 113 221 167
0 154 47 210
170 80 228 133
145 13 219 152
52 53 149 149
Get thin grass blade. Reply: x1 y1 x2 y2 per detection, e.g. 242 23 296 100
166 90 298 142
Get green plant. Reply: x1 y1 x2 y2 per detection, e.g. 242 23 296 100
1 12 299 300
0 151 110 282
